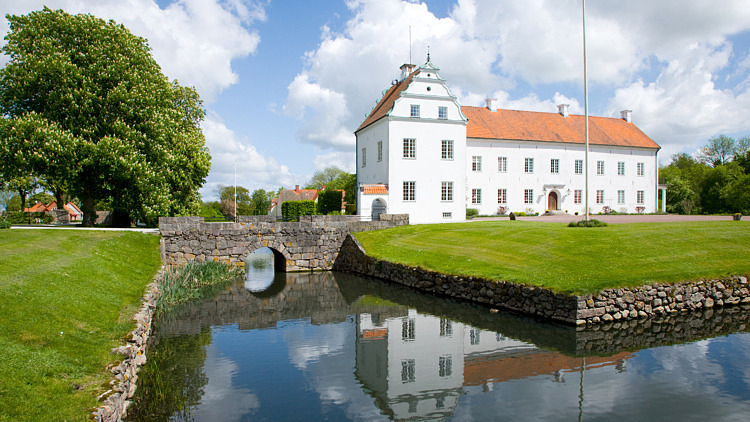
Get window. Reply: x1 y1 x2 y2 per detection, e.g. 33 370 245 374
442 212 452 219
597 160 605 175
470 329 480 345
550 158 559 174
441 140 453 160
401 359 416 383
402 318 415 341
403 181 415 201
637 190 644 204
618 190 625 204
410 104 420 118
524 189 533 204
637 162 645 176
574 189 582 204
498 156 507 172
361 148 366 167
403 138 416 159
525 158 534 173
618 161 625 176
472 156 482 172
498 188 507 204
438 106 447 119
441 181 453 201
377 141 382 162
575 159 583 175
472 188 481 204
596 190 604 204
439 355 452 377
440 319 452 337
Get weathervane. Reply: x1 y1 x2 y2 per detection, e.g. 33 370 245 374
427 46 431 62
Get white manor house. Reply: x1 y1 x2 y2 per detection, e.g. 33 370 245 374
355 59 663 224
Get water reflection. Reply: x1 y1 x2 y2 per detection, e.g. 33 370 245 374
244 248 275 293
131 270 750 421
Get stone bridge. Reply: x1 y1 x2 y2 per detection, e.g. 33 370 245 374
158 214 408 271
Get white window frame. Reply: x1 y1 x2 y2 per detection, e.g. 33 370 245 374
471 188 482 204
550 158 559 174
410 104 420 118
403 181 415 201
442 212 452 219
441 140 453 160
498 156 507 172
441 181 453 202
362 148 366 167
498 188 507 204
618 190 625 204
377 141 382 162
403 138 416 159
637 162 645 177
596 189 604 204
525 158 534 173
575 159 583 175
597 160 605 175
524 189 533 204
637 190 645 204
438 106 447 120
574 189 582 204
472 156 482 172
618 161 625 176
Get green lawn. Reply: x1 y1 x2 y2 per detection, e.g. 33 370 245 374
0 229 161 421
355 221 750 295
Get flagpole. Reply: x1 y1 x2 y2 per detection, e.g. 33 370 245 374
234 160 237 222
583 0 590 222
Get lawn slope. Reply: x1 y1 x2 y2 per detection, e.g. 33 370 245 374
354 221 750 295
0 229 161 421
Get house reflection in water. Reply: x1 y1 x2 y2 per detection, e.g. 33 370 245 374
355 310 632 421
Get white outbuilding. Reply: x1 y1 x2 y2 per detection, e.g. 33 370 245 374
356 60 661 224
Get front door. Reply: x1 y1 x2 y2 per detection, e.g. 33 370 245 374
548 192 558 211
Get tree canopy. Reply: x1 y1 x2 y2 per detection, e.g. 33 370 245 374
0 8 210 226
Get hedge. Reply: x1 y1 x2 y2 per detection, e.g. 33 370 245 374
281 200 316 221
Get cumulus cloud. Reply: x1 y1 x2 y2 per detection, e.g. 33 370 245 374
286 0 750 169
0 0 263 101
201 114 298 199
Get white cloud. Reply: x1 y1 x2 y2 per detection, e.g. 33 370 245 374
201 114 297 200
0 0 263 101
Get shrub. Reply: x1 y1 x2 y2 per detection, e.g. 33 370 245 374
568 219 608 228
282 200 316 221
0 220 11 229
496 206 508 215
636 206 645 214
345 203 357 215
466 208 479 219
602 206 612 214
6 211 53 224
317 189 343 215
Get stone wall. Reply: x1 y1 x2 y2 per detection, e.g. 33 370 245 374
158 214 408 271
332 235 579 324
333 234 750 326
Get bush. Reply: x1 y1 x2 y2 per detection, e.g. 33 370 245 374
345 203 356 215
6 211 53 224
282 200 316 221
0 220 11 229
496 206 508 215
466 208 479 219
317 189 343 215
568 219 608 228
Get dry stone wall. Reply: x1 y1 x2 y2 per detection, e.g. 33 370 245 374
334 234 750 326
159 215 408 271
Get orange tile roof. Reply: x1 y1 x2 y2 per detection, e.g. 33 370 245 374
463 106 659 149
356 71 417 133
362 184 388 194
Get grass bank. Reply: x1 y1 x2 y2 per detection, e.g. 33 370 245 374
354 221 750 295
0 229 161 421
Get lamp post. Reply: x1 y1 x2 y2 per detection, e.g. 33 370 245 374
583 0 590 222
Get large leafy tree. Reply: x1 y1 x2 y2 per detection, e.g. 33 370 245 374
0 8 210 226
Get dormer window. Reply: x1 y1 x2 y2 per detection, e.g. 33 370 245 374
438 106 447 120
410 104 420 118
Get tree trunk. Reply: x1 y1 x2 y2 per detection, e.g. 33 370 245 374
82 196 96 227
54 187 64 209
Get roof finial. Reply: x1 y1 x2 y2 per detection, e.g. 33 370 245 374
427 46 431 63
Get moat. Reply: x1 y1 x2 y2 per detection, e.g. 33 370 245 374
130 252 750 421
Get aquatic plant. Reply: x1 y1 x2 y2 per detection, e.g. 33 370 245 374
156 261 243 313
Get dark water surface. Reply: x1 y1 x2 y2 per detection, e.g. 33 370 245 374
130 261 750 421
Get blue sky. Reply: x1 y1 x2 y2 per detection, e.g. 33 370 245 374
2 0 750 201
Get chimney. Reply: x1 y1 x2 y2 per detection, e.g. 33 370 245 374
485 98 498 112
557 104 570 118
620 109 632 123
400 63 416 81
295 185 300 192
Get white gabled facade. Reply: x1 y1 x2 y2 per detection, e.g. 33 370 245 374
356 61 661 224
356 61 468 224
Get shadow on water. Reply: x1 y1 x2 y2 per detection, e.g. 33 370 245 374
129 269 750 421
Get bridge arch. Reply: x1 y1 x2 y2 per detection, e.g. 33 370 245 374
243 244 289 273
